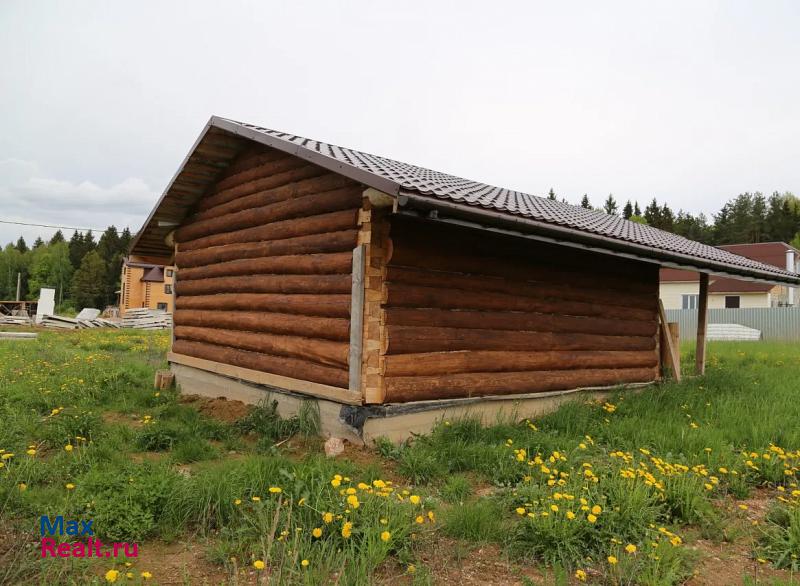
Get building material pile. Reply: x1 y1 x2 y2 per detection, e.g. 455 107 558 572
0 315 33 326
41 315 121 330
121 309 173 330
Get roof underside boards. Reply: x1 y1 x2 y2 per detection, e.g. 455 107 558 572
130 116 800 286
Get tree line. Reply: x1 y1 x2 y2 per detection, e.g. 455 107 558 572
0 227 133 311
2 189 799 311
548 190 800 249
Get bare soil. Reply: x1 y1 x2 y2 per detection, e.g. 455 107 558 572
180 394 253 423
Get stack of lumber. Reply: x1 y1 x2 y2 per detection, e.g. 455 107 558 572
121 309 173 330
0 315 32 326
41 315 121 330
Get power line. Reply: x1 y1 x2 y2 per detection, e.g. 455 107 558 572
0 219 105 232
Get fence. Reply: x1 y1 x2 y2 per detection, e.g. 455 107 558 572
664 307 800 342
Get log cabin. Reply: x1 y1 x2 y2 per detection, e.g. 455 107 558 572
130 117 800 442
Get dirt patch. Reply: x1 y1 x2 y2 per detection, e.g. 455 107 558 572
109 538 229 586
102 411 145 429
180 394 253 424
376 540 547 585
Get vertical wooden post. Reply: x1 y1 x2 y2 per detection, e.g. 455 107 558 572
658 299 681 382
348 245 366 393
16 272 21 301
696 272 709 375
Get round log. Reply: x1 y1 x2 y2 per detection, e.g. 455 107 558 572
175 274 352 296
175 293 351 317
194 173 354 222
179 209 359 252
172 339 348 388
178 252 353 281
383 367 658 402
384 325 656 354
199 158 312 209
386 283 656 322
386 266 656 312
384 307 657 337
174 309 350 341
176 229 358 268
175 325 349 368
175 187 363 242
383 349 658 377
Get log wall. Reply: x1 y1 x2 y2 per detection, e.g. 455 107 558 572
377 217 661 403
172 145 362 390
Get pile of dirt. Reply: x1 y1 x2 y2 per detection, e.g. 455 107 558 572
179 394 252 423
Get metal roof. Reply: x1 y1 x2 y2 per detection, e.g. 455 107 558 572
131 116 800 286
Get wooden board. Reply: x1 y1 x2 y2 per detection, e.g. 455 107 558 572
168 351 361 405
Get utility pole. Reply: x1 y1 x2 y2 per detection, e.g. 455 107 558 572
16 272 21 301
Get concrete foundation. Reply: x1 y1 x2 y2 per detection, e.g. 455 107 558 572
172 362 651 444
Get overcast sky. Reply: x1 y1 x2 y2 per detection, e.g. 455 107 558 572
2 0 799 246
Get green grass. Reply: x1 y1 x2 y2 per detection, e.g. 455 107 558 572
1 332 800 584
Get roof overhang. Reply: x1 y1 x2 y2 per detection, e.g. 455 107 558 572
131 116 800 288
394 192 800 287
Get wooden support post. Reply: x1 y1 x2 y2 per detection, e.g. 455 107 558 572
696 272 709 375
348 245 366 393
658 299 681 382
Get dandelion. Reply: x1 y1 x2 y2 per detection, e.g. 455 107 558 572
141 572 153 580
427 510 435 522
234 499 241 506
301 559 309 567
550 504 559 512
251 496 261 502
607 555 618 565
515 507 526 515
18 483 27 491
312 527 322 538
26 449 36 456
625 544 637 554
323 512 334 524
1 453 14 460
575 569 587 581
105 569 119 583
415 515 424 524
341 522 353 538
126 573 134 579
587 514 597 523
407 564 416 574
566 511 576 520
268 487 282 494
253 560 265 570
738 504 749 510
381 531 391 542
64 444 73 452
347 495 360 509
409 495 421 505
65 483 75 490
591 505 602 515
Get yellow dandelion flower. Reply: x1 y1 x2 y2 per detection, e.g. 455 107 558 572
587 514 597 523
105 569 119 583
234 499 241 506
415 515 424 524
64 444 73 452
26 449 36 456
591 505 602 515
550 504 559 512
381 531 391 542
575 569 587 581
625 544 637 554
607 555 618 565
427 510 435 522
65 483 75 490
323 512 334 523
141 572 153 580
342 522 353 538
301 559 309 567
253 560 265 570
312 527 323 538
269 487 282 494
347 495 360 508
566 511 576 520
515 507 526 515
409 495 421 505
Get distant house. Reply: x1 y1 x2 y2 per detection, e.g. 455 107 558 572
660 242 799 310
119 257 175 314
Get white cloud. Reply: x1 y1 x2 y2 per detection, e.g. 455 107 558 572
0 158 158 245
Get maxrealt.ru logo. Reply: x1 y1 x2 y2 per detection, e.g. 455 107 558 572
40 516 138 558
